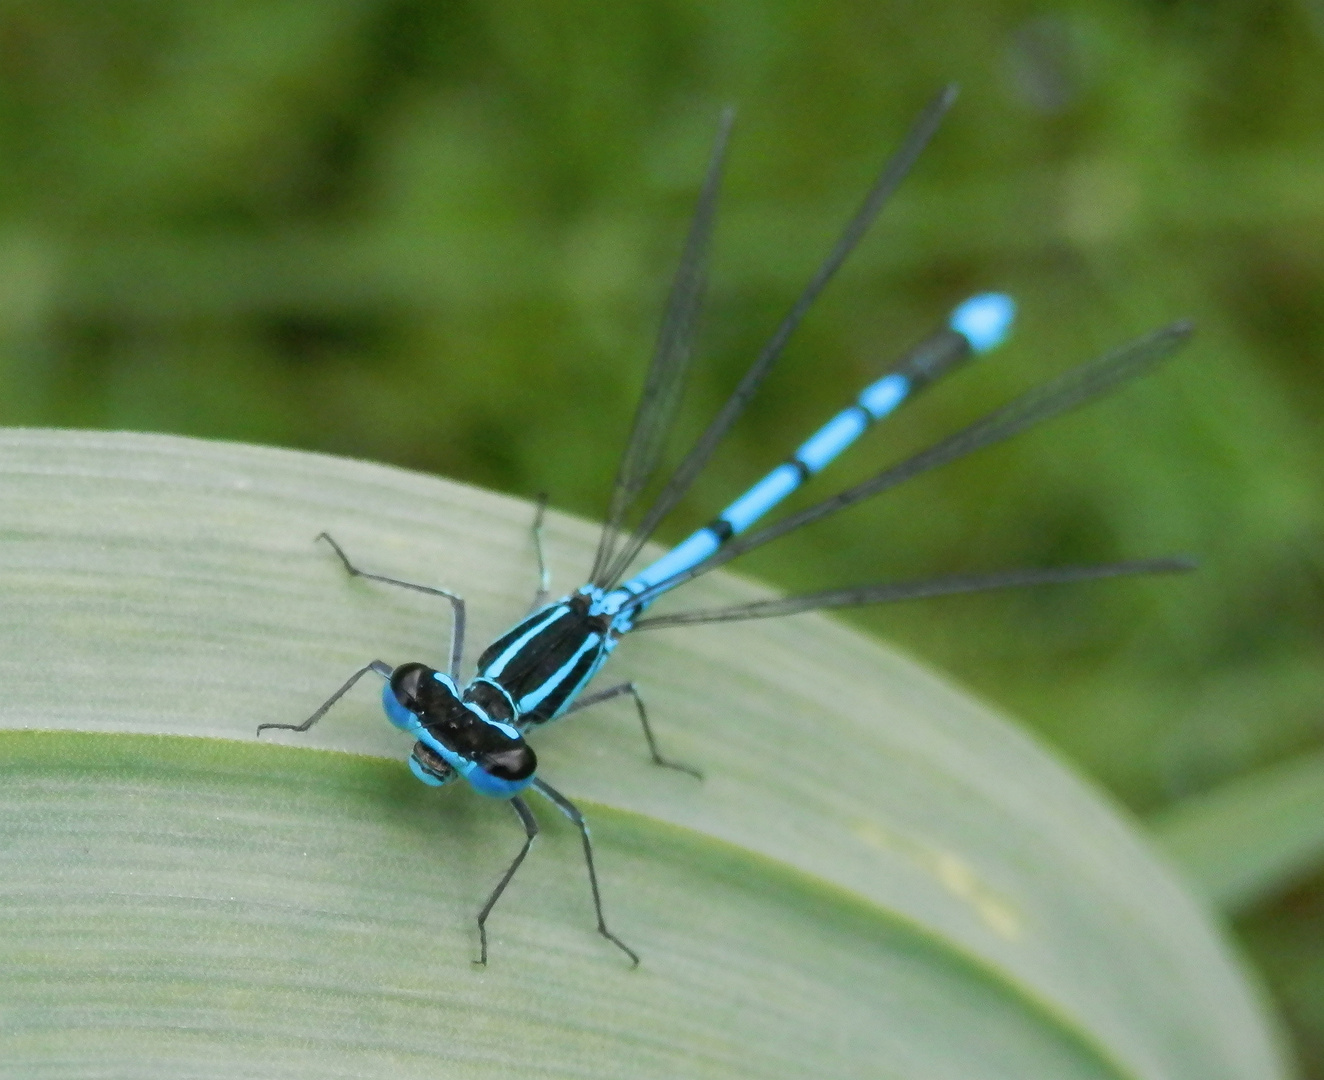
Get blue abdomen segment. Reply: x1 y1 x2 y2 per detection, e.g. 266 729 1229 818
619 532 720 595
950 292 1015 354
721 463 804 533
613 293 1016 606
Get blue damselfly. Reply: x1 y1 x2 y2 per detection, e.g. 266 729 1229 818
258 86 1192 965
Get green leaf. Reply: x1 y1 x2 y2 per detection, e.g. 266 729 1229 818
0 429 1291 1078
1150 748 1324 916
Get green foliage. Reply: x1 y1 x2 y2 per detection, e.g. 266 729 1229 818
1154 748 1324 916
0 430 1291 1076
0 0 1321 1069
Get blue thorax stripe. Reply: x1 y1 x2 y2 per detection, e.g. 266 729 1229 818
518 632 601 712
484 604 570 678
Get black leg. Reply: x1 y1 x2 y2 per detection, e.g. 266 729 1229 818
475 796 539 966
528 493 552 613
560 682 702 780
317 532 467 681
532 778 640 967
257 659 392 736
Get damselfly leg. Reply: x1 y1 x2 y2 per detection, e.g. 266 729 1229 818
318 531 466 680
560 681 702 779
476 797 540 967
529 493 552 613
256 659 392 736
533 778 639 966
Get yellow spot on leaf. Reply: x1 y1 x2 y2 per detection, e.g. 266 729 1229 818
852 819 1023 941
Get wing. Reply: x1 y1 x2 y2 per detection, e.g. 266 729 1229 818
588 108 735 585
597 84 960 589
631 558 1196 628
625 319 1194 609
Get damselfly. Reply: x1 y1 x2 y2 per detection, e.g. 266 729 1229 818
257 86 1193 965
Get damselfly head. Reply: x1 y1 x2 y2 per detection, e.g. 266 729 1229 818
408 724 534 796
384 661 537 795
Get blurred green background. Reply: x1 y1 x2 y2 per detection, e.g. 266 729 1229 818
0 0 1320 1070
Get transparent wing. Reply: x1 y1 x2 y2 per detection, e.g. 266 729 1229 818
632 558 1195 628
598 84 960 589
626 319 1194 608
589 108 735 585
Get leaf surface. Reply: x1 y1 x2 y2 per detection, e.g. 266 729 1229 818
0 429 1290 1079
1152 748 1324 916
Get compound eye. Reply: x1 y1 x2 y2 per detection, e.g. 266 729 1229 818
389 663 433 712
480 742 537 782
